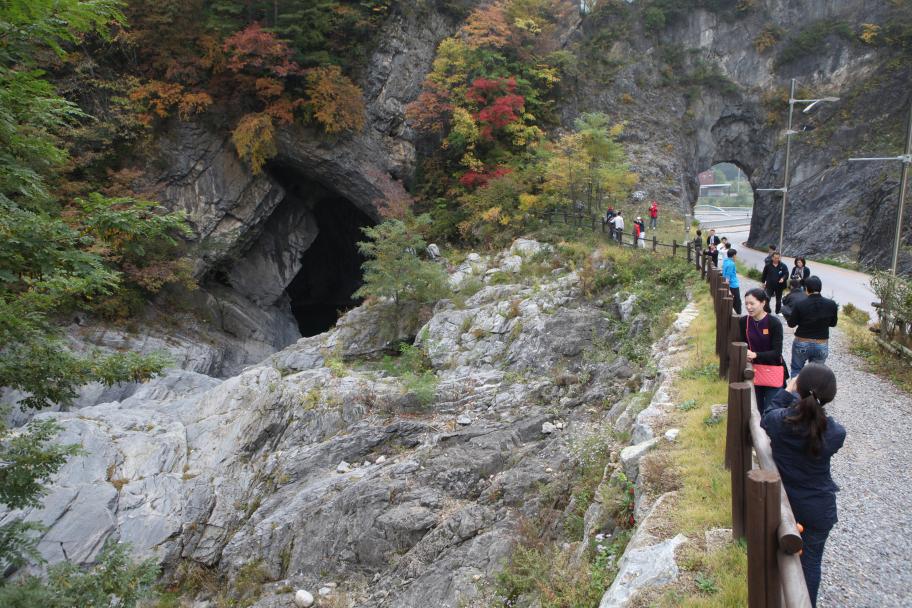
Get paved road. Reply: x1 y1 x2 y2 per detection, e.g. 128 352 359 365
708 224 878 318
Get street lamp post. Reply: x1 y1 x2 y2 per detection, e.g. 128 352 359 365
847 100 912 331
758 78 840 253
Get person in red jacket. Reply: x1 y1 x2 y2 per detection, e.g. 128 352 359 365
648 200 659 230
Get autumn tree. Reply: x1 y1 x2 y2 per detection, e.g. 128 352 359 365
304 65 366 135
0 0 190 411
541 114 636 214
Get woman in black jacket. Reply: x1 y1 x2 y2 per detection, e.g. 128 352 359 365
791 256 810 290
761 364 845 606
739 288 788 413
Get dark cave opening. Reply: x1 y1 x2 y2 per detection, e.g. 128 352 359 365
276 171 375 337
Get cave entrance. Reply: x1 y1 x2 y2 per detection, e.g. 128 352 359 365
275 171 375 337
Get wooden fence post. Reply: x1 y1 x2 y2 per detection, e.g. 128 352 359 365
728 341 747 384
720 294 733 378
653 235 658 252
729 381 752 540
747 469 783 608
672 239 678 257
687 242 692 263
724 342 748 470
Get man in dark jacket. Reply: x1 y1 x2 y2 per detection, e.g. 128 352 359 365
786 275 838 377
781 278 807 323
761 252 789 314
706 228 721 247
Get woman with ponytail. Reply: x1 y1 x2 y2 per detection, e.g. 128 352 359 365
761 363 846 606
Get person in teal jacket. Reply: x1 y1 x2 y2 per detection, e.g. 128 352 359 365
722 248 741 314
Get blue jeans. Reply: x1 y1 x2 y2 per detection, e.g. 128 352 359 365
649 216 657 230
791 339 829 378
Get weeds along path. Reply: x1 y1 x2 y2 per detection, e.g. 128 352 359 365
738 277 912 607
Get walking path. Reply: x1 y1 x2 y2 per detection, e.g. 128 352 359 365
738 277 912 607
715 224 878 317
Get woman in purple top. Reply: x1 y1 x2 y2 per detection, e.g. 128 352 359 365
761 364 845 606
738 288 787 413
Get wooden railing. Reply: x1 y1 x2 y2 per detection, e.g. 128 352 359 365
540 211 695 261
705 258 813 608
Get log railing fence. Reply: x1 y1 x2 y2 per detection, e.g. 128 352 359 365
539 211 696 262
544 208 811 605
705 256 813 608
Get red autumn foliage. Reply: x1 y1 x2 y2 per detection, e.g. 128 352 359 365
465 77 525 140
476 94 524 137
405 85 453 134
458 166 513 189
465 77 517 104
223 23 301 77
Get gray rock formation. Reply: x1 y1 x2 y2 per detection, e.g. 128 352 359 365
570 0 910 273
4 240 673 608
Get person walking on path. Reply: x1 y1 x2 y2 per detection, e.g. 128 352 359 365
706 228 721 248
787 276 838 378
610 211 624 243
781 278 807 324
648 200 658 230
739 288 787 414
762 251 789 314
764 244 778 265
761 363 845 607
722 248 742 314
791 256 810 290
635 217 646 248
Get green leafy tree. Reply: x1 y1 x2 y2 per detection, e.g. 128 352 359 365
355 216 450 309
0 420 79 571
0 0 188 411
0 419 159 607
3 541 159 608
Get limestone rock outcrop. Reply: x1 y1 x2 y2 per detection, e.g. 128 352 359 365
5 241 667 607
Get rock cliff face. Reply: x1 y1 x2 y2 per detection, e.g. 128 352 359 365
7 240 677 607
7 1 909 603
68 1 906 386
567 0 909 273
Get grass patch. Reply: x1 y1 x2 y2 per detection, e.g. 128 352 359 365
646 542 748 607
735 259 761 282
842 306 912 395
377 342 438 405
627 289 748 606
815 256 860 271
666 291 730 535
